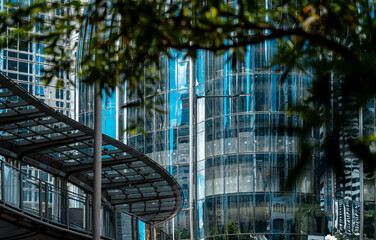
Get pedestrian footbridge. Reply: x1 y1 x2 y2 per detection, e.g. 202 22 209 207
0 72 183 239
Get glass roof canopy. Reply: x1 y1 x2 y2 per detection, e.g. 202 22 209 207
0 72 183 223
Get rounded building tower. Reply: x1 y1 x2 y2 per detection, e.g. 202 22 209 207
122 41 372 239
75 5 375 240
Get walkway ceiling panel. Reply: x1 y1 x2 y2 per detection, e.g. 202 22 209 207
0 72 183 223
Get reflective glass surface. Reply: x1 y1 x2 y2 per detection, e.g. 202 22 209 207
120 43 375 239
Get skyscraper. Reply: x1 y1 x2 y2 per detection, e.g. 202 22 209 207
66 1 376 239
120 45 376 239
0 0 76 118
1 0 374 239
0 2 182 239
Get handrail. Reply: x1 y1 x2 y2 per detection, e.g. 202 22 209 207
0 159 171 239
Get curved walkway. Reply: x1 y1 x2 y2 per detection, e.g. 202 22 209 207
0 71 182 238
0 159 171 239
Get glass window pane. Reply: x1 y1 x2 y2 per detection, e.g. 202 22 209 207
204 198 214 237
205 158 213 197
271 114 285 152
239 115 255 153
225 156 238 193
239 195 254 234
213 157 224 195
239 155 253 192
255 154 269 192
255 194 270 233
255 114 269 152
270 154 285 193
226 195 239 235
224 116 238 154
254 74 269 111
215 196 225 235
205 120 213 157
271 74 285 111
214 117 224 156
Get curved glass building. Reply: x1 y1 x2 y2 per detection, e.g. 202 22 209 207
120 43 376 240
72 4 376 240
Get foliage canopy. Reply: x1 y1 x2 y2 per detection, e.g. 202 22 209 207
1 0 376 181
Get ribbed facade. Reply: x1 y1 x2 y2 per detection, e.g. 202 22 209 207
121 44 376 240
71 2 376 240
0 0 76 118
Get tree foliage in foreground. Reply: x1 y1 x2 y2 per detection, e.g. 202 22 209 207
1 0 376 181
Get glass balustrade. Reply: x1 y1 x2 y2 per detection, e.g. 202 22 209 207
0 159 171 240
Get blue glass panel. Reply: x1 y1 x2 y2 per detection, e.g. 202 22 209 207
198 170 205 200
169 56 177 91
177 57 188 90
198 200 204 238
169 91 178 128
271 74 285 111
104 117 116 138
139 220 145 240
178 90 189 126
254 74 269 111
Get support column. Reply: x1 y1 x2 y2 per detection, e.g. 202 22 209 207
359 107 364 240
93 84 102 240
93 2 104 238
189 57 195 239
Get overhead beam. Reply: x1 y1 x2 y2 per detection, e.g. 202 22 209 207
0 112 46 126
15 134 91 153
111 194 176 205
0 91 14 97
63 156 137 173
1 126 74 141
0 101 28 109
102 178 163 190
0 117 57 130
130 209 174 216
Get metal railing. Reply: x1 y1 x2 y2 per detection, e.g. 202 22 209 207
0 159 171 240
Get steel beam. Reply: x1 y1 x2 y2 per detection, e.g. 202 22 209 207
0 112 46 126
102 178 162 190
15 134 91 153
110 194 175 205
63 156 136 173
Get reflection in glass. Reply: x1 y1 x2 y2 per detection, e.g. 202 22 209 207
254 74 269 111
224 116 238 154
255 154 269 192
271 115 285 153
214 157 224 195
215 196 225 235
239 195 254 234
226 195 239 235
204 198 214 237
205 158 213 197
255 114 269 152
255 194 270 233
225 156 238 193
270 155 285 193
4 165 20 208
214 117 224 156
239 155 253 192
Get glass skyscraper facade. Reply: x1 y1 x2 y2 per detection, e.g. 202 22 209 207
9 0 370 238
2 0 375 238
118 43 376 240
0 0 76 118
